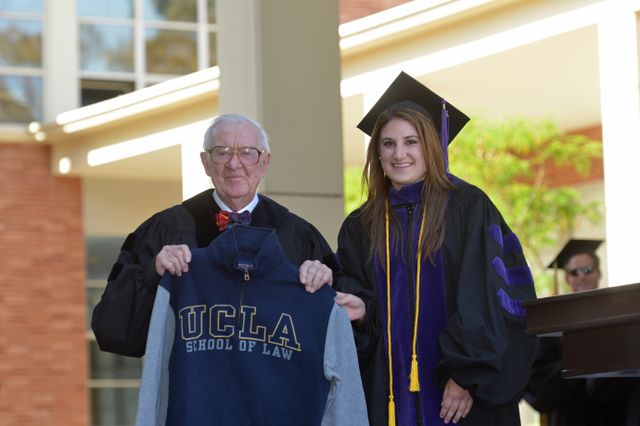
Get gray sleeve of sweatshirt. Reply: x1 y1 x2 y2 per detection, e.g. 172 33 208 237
135 284 175 426
321 303 369 426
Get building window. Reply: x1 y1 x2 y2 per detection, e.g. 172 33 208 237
79 24 135 73
1 0 218 121
0 0 42 14
0 75 43 122
143 0 197 22
81 79 135 106
78 0 132 19
87 236 142 426
145 28 198 75
0 1 43 123
0 18 42 67
78 0 217 106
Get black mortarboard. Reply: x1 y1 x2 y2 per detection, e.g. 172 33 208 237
357 72 470 170
547 239 604 269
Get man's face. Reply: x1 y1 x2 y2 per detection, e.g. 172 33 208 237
564 253 600 293
200 121 270 211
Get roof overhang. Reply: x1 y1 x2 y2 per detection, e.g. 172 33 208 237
32 67 220 144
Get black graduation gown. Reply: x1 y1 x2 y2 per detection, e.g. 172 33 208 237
91 189 337 357
524 336 640 426
335 178 537 426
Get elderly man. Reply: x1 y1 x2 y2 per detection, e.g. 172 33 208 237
92 113 358 357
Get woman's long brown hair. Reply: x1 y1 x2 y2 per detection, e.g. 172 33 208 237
358 107 455 262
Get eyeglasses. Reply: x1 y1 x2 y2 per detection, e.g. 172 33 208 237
568 266 595 277
206 146 265 165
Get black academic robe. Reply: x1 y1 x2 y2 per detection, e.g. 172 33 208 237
524 336 640 426
336 177 537 426
91 189 337 357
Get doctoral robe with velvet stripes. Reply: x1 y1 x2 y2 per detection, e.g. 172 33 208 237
336 176 537 426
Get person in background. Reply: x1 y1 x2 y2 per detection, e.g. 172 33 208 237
335 72 537 425
92 113 355 357
524 239 640 426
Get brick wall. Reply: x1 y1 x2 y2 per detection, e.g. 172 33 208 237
340 0 411 23
0 143 88 426
546 125 604 187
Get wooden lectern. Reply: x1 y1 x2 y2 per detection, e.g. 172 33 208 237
523 282 640 378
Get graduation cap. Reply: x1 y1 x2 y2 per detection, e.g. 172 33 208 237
357 71 470 169
548 239 603 295
547 239 603 270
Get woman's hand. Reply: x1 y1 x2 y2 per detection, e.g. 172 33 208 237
334 291 366 321
440 378 473 424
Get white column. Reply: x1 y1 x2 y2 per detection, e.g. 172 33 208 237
43 0 79 119
216 1 262 120
216 0 344 246
598 5 640 286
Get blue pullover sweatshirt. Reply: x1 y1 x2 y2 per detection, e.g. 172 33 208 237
135 225 368 426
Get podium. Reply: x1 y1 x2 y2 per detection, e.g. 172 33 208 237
523 282 640 378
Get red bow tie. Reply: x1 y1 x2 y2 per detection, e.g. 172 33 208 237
215 210 252 231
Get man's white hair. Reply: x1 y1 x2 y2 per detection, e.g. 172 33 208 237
202 114 270 153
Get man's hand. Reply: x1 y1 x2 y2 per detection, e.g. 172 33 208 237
334 291 366 321
155 244 191 276
440 378 473 424
299 260 333 293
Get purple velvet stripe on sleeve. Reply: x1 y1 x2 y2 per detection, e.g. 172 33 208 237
489 223 534 317
491 257 534 287
488 224 524 255
488 224 504 248
496 288 526 317
503 232 523 255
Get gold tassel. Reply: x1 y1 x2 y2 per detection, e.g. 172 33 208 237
409 354 420 392
409 208 426 393
388 398 396 426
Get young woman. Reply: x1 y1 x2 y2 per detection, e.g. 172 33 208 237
336 72 537 426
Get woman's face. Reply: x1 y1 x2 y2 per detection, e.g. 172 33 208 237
378 117 427 190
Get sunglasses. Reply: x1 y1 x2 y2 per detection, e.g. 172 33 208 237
568 266 594 277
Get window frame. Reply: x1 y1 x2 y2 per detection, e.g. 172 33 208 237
77 0 217 97
0 7 44 123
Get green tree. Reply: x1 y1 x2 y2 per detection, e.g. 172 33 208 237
343 117 603 296
449 118 602 295
344 165 367 216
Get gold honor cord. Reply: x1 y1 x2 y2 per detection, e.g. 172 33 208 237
384 202 396 426
384 202 427 426
410 207 426 392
